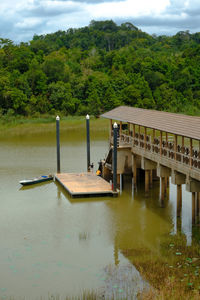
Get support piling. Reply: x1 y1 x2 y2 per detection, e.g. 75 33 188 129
113 122 118 192
86 114 90 172
56 115 60 173
177 184 182 218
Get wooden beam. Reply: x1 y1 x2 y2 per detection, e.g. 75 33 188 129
190 138 193 167
153 129 155 143
120 121 122 137
160 131 163 156
182 136 184 154
128 122 130 135
110 119 112 136
174 134 177 160
144 127 147 150
138 125 141 139
133 124 135 138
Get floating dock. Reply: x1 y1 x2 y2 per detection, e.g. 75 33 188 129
55 172 117 198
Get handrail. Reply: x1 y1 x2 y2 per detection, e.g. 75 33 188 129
116 133 200 171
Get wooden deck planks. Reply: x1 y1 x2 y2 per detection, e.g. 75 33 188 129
55 172 116 197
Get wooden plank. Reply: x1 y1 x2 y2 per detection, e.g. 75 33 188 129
55 172 117 197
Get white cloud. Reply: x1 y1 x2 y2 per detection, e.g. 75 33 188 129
0 0 200 42
87 0 170 19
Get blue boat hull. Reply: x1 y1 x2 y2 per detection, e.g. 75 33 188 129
20 175 53 186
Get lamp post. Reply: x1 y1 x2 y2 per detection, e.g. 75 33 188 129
56 115 60 173
86 114 90 172
113 122 118 192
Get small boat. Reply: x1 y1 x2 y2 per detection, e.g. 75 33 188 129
19 174 53 186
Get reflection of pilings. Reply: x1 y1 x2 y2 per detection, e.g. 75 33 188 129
120 174 123 193
161 177 165 202
150 170 153 189
132 154 137 189
114 235 119 266
177 184 182 218
192 192 196 225
145 170 150 194
197 192 200 223
164 177 168 195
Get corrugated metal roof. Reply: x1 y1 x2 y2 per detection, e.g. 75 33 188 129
101 106 200 140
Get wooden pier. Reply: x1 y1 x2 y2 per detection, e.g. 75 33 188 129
101 106 200 224
55 172 117 198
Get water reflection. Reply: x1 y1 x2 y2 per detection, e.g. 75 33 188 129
0 123 199 298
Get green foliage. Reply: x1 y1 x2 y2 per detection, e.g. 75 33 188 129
0 20 200 116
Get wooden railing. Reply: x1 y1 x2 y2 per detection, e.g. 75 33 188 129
118 133 200 171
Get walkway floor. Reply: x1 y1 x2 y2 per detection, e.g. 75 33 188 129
55 172 117 198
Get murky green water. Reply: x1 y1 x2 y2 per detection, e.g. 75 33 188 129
0 121 195 299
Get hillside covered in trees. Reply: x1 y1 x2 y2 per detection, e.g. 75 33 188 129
0 20 200 117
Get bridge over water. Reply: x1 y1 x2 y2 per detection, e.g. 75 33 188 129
101 106 200 225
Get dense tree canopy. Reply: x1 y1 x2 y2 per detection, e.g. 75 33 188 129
0 20 200 117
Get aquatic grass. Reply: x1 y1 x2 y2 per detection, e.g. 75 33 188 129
133 232 200 300
79 232 89 241
0 115 108 137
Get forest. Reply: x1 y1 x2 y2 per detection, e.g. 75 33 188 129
0 20 200 117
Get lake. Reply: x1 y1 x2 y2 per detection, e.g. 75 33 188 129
0 119 196 299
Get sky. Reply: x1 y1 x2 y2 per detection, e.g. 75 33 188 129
1 0 200 43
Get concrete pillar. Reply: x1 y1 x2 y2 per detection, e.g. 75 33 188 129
186 178 200 192
177 184 182 218
171 170 186 185
192 192 196 225
145 170 150 193
157 164 171 178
